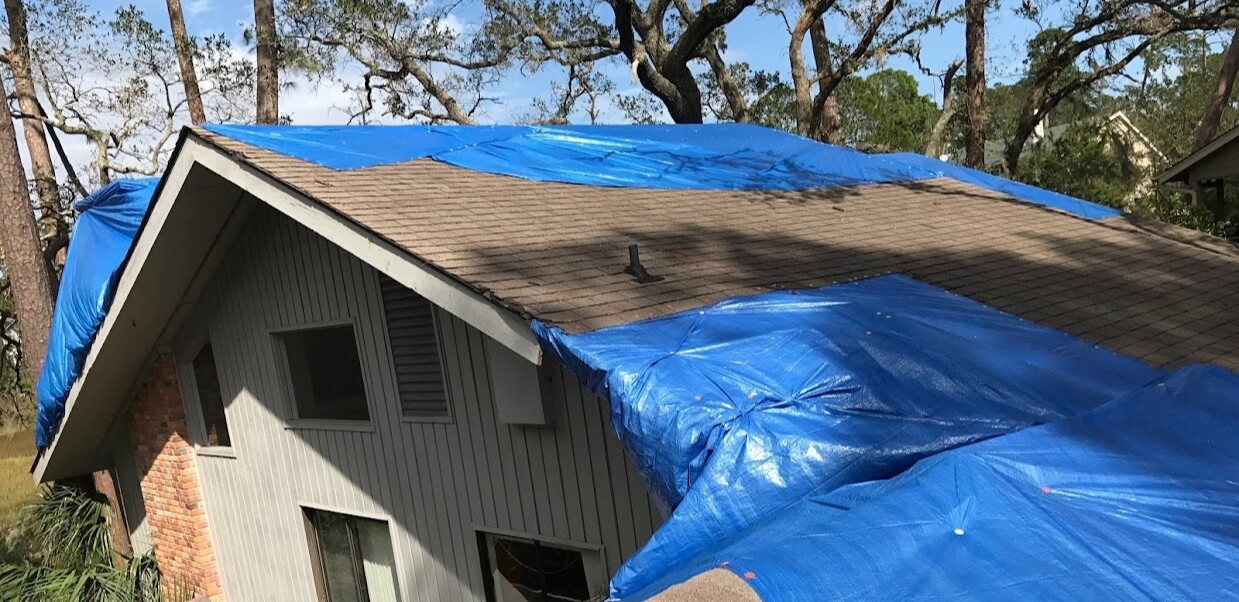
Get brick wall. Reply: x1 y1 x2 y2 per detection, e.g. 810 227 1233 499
127 354 224 601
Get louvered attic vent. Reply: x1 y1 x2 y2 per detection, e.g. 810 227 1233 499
379 275 450 420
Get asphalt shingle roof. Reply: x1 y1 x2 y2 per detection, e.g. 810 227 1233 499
193 126 1239 371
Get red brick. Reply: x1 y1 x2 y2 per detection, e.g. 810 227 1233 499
127 354 224 601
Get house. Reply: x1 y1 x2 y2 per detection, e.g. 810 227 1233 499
1157 123 1239 216
981 111 1165 198
32 123 1239 602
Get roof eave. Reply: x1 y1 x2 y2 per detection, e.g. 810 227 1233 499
1156 124 1239 185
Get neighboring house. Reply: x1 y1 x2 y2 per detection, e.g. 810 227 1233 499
1157 123 1239 214
31 124 1239 602
980 111 1165 197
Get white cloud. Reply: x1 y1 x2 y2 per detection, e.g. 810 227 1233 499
187 0 214 17
280 74 365 125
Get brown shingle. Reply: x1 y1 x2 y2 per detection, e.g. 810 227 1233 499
192 127 1239 372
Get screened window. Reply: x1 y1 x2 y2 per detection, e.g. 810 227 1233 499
479 533 594 602
280 324 370 421
191 343 231 447
379 276 449 419
304 509 399 602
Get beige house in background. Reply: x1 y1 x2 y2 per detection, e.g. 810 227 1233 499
980 111 1165 200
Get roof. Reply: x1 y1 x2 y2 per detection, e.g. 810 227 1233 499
197 126 1239 371
34 122 1239 481
1158 123 1239 184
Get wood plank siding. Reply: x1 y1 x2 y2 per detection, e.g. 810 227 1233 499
180 202 662 601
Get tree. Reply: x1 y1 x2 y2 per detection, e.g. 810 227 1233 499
1123 32 1239 163
1020 120 1136 208
703 63 794 130
1000 0 1238 176
484 0 753 124
924 58 962 158
521 62 613 124
963 0 985 167
833 69 937 152
281 0 509 124
24 1 254 184
4 0 64 274
0 72 53 382
166 0 206 124
778 0 955 141
255 0 279 123
1193 28 1239 149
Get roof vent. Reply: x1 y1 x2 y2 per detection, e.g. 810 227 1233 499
624 244 663 284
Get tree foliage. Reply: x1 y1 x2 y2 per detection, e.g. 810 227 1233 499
835 69 936 152
1019 120 1136 208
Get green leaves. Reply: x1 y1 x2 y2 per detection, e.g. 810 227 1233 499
0 484 168 602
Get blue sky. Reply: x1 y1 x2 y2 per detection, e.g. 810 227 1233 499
89 0 1055 125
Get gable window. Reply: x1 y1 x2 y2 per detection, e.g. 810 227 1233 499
478 532 602 602
279 324 370 421
191 343 231 447
378 276 450 420
304 508 399 602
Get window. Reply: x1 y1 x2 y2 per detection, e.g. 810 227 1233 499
478 533 599 602
304 509 399 602
280 324 370 421
191 343 231 447
379 276 450 420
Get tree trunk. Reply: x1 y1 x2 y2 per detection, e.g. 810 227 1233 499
925 58 964 158
254 0 279 124
92 469 134 564
963 0 986 168
166 0 206 124
5 0 61 268
0 73 54 380
1193 28 1239 151
809 17 838 143
789 6 817 139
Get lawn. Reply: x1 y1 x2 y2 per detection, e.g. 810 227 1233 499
0 429 38 530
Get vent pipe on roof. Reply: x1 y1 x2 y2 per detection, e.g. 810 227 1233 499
624 244 663 284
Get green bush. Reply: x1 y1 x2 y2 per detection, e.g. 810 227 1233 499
0 484 168 602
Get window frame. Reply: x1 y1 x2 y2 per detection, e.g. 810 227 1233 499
173 325 236 457
376 276 455 424
301 505 401 602
272 318 375 429
475 528 607 602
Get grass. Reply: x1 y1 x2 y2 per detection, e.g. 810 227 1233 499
0 429 38 530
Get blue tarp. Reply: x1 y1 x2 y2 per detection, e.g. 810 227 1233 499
633 364 1239 600
35 178 159 449
204 123 934 191
204 123 1115 219
532 275 1164 599
883 151 1122 219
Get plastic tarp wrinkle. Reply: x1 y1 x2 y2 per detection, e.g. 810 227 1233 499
639 364 1239 601
202 123 1116 219
531 274 1163 599
35 178 159 449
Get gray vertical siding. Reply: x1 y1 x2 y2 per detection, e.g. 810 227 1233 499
181 202 661 601
111 423 153 554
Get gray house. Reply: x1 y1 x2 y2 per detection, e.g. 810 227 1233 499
1158 122 1239 217
34 124 1239 602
